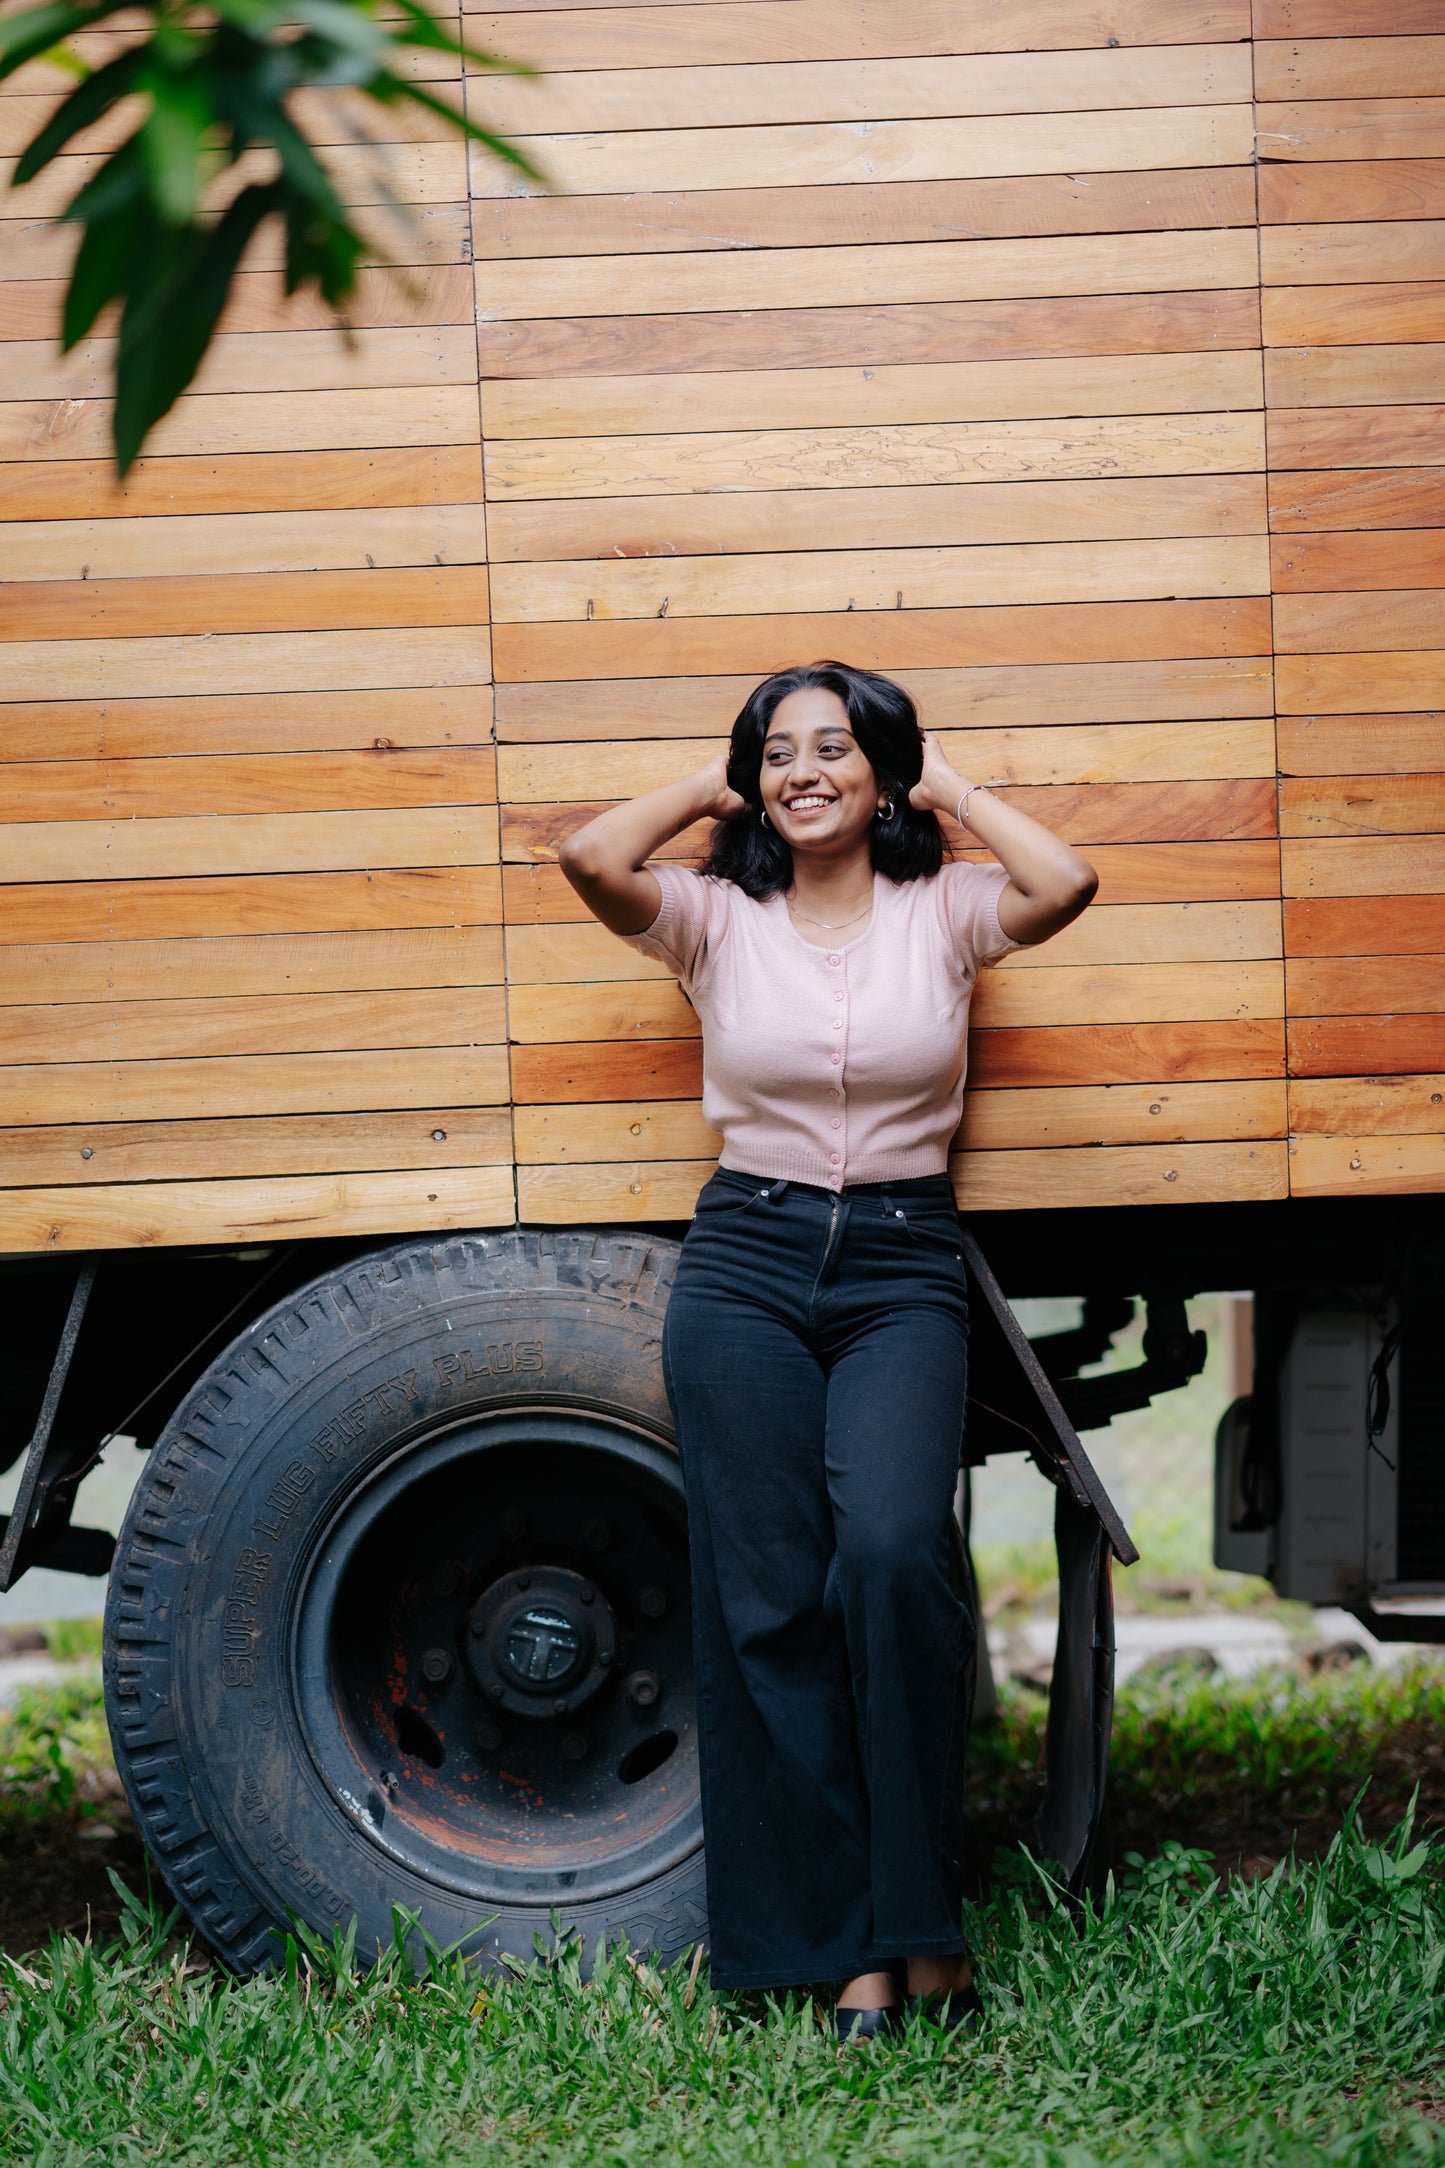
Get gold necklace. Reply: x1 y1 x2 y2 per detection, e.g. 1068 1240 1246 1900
786 895 874 932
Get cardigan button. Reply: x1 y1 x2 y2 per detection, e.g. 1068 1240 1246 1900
830 1053 841 1065
829 1153 841 1166
827 954 841 966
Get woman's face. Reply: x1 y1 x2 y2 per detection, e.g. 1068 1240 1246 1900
757 687 884 858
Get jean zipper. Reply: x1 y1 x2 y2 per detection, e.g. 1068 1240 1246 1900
820 1197 840 1269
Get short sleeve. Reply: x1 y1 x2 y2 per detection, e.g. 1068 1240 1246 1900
939 860 1023 972
616 864 732 990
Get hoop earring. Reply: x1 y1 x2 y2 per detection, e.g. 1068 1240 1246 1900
759 808 769 827
876 795 895 821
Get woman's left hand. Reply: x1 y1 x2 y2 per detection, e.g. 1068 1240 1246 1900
909 731 967 816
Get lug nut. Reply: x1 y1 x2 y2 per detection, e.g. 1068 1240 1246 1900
420 1647 454 1685
579 1582 595 1605
638 1586 668 1620
473 1718 503 1753
626 1670 661 1709
514 1570 531 1591
560 1730 591 1762
582 1519 613 1553
599 1651 612 1669
488 1683 505 1702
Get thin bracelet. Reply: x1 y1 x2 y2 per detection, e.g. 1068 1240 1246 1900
955 779 1007 828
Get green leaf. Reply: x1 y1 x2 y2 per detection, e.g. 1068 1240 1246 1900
138 67 216 224
60 203 136 345
0 0 104 80
13 48 140 182
60 131 148 227
111 181 279 473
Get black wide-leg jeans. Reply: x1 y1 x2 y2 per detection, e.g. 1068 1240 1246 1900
662 1165 975 1992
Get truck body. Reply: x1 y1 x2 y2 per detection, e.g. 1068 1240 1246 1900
1 0 1442 1972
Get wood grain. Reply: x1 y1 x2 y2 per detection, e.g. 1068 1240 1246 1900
1269 406 1445 470
0 986 507 1064
1274 591 1445 656
1276 652 1445 715
0 688 490 764
0 1046 512 1126
0 868 502 946
1288 1132 1445 1197
0 807 499 883
0 566 490 642
491 599 1272 682
489 477 1267 564
1287 955 1445 1016
1288 1015 1445 1077
1289 1073 1445 1134
476 47 1254 138
476 290 1262 381
1254 0 1445 34
1277 717 1445 777
1263 283 1445 349
485 412 1266 503
469 168 1258 259
1255 36 1445 103
0 626 490 701
0 1167 517 1252
1268 467 1445 531
475 229 1260 320
1259 160 1445 227
0 927 505 1006
494 659 1275 738
1255 100 1445 165
1264 345 1445 408
1260 220 1445 286
1285 895 1445 953
0 445 485 521
0 264 474 344
1282 836 1445 896
1 1108 514 1187
474 107 1256 202
490 538 1269 626
0 326 479 404
0 504 491 584
472 3 1253 70
0 387 481 464
1271 530 1445 593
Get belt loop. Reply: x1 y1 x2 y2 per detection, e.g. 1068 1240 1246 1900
766 1180 789 1203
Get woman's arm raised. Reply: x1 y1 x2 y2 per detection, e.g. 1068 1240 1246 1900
909 732 1098 948
559 754 747 936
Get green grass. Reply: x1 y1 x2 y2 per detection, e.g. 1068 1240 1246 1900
4 1662 1445 2164
1 1809 1442 2168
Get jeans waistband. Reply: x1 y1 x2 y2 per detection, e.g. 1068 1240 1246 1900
711 1166 956 1203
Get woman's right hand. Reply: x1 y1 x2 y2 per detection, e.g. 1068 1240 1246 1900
697 752 748 821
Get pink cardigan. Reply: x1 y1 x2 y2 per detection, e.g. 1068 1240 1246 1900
622 861 1019 1192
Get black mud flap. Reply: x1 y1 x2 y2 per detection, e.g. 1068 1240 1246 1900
961 1233 1135 1894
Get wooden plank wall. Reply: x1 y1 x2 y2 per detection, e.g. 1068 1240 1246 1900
0 0 1439 1249
1255 0 1445 1202
483 0 1290 1222
0 16 515 1246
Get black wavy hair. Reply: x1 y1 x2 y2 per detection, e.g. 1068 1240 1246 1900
700 660 946 898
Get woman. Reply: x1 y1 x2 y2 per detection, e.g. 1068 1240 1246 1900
559 661 1096 2037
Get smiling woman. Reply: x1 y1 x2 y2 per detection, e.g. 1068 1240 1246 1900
557 659 1096 2039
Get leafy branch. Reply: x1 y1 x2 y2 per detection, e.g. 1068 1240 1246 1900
0 0 540 470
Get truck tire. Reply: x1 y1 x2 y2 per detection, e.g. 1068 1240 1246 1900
103 1229 706 1976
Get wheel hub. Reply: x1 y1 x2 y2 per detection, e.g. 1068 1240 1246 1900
467 1565 617 1715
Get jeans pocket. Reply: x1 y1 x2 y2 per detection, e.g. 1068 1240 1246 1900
692 1175 773 1221
889 1199 964 1260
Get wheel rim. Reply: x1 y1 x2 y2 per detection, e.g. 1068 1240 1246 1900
294 1410 700 1906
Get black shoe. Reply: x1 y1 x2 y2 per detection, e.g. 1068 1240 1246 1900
828 2000 900 2043
905 1981 983 2035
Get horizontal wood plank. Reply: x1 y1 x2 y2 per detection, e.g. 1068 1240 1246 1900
0 928 505 1006
1269 405 1445 470
0 1107 514 1187
1289 1073 1445 1134
0 445 485 522
486 412 1266 502
491 599 1271 681
0 626 490 701
0 327 479 405
1276 651 1445 714
1255 36 1445 102
1255 99 1445 165
0 504 491 585
0 566 490 643
1277 716 1445 776
475 229 1260 321
0 868 502 946
0 1045 512 1125
0 688 489 764
1268 467 1445 531
0 807 499 883
1282 836 1445 896
1264 345 1445 409
1254 0 1445 33
0 986 508 1065
1263 282 1445 349
1288 1014 1445 1076
472 107 1256 201
1284 895 1445 953
468 167 1258 258
0 387 481 464
1288 1132 1445 1197
1280 775 1445 838
2 746 496 827
1271 530 1445 593
1258 159 1445 227
1287 954 1445 1016
477 290 1262 381
1274 591 1445 655
0 1167 517 1251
